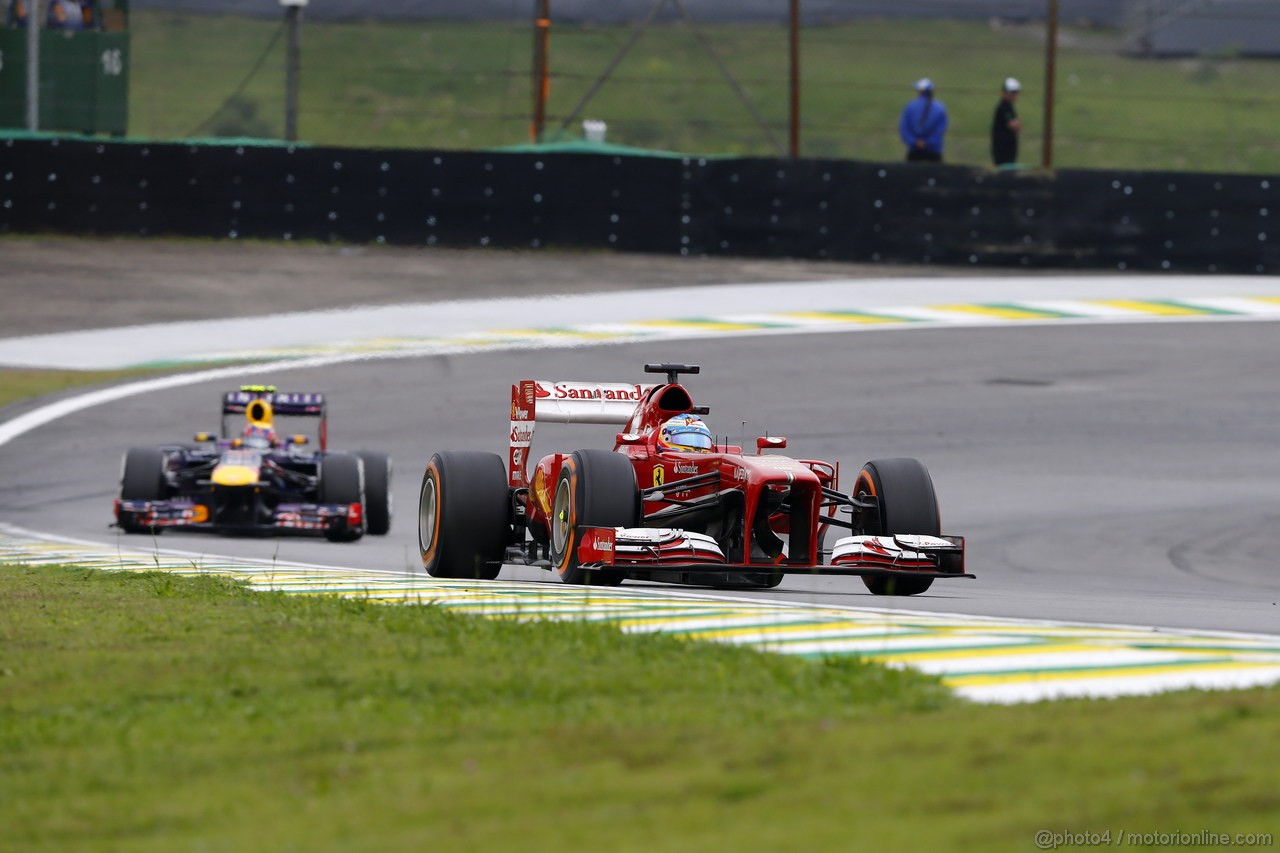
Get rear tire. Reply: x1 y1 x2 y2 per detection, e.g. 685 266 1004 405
549 449 639 586
853 457 938 596
419 451 509 580
358 451 393 535
319 452 365 543
119 447 167 534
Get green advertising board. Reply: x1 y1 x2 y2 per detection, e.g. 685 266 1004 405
0 26 128 135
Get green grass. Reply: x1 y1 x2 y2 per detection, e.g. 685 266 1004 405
127 12 1280 173
0 367 169 409
2 566 1277 851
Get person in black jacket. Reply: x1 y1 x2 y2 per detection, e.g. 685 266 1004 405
991 77 1022 167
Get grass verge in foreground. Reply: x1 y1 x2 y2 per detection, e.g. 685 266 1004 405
2 567 1277 851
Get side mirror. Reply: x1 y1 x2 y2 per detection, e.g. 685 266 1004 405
616 433 645 446
193 432 218 443
756 436 787 453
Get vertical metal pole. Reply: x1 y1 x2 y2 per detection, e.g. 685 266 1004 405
25 0 40 131
788 0 800 158
1041 0 1059 169
285 4 301 142
532 0 550 142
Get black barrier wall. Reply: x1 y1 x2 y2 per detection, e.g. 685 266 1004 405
2 137 1276 272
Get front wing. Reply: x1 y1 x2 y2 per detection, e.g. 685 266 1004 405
115 498 362 536
575 527 971 581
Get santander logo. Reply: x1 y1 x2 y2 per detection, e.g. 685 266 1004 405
552 383 644 401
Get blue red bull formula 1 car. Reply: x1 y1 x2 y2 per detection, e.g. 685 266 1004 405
114 385 392 542
418 363 970 595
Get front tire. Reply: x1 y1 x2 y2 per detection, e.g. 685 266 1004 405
853 457 939 596
549 450 638 586
418 451 509 580
358 451 393 536
119 447 167 534
319 452 366 543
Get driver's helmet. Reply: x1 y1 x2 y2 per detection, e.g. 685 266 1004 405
658 415 713 453
242 424 277 450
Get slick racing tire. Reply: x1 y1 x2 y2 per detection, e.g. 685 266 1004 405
319 452 366 543
549 449 639 586
853 458 939 597
419 451 509 580
357 451 393 536
119 447 167 534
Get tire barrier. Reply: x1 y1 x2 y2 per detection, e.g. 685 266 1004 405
1 136 1275 273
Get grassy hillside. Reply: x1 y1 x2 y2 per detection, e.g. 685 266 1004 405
3 565 1278 850
129 12 1280 173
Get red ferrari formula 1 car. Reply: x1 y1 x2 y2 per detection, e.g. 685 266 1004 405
418 364 969 595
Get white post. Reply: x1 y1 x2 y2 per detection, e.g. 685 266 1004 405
25 0 40 131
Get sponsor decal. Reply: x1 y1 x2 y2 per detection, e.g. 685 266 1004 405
729 466 748 482
863 538 892 556
532 466 551 515
578 527 617 565
511 424 535 443
756 458 806 479
653 465 665 487
534 382 552 399
549 383 644 401
511 383 534 427
674 462 699 475
508 442 527 487
616 528 673 543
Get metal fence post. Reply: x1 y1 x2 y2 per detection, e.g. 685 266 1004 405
25 0 39 131
282 0 306 142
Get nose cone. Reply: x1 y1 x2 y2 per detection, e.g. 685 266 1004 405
211 464 260 487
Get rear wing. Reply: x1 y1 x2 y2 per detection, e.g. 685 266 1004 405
509 380 653 487
221 386 329 449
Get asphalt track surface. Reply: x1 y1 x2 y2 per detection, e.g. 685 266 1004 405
3 317 1278 635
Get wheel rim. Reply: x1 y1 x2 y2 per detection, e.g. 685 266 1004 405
551 478 572 557
418 475 437 553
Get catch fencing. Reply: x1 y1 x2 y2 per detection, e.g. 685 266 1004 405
90 2 1280 176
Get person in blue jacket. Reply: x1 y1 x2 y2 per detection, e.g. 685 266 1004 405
899 78 949 163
